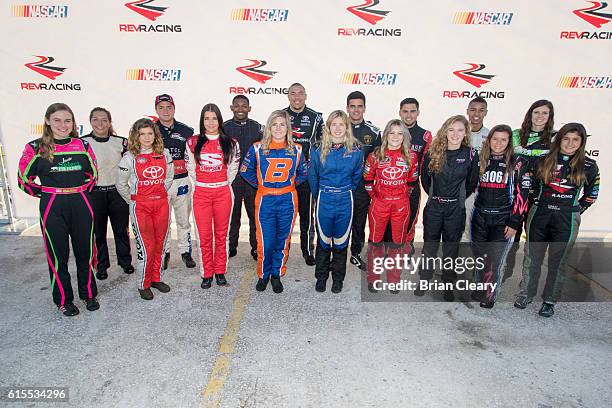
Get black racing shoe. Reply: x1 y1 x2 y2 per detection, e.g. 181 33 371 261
538 302 555 318
514 296 532 309
331 281 343 294
58 302 79 316
151 281 171 293
315 279 327 293
255 277 269 292
83 298 100 311
181 252 196 268
228 248 237 258
250 249 258 261
139 288 154 300
480 300 495 309
95 269 108 280
367 282 378 293
414 288 426 297
303 255 316 266
122 265 135 275
350 254 367 271
270 276 284 293
200 277 213 290
471 290 485 302
443 289 455 302
163 252 170 271
215 274 228 286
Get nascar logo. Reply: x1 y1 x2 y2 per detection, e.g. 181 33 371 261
230 8 288 22
452 11 513 25
125 68 182 81
11 4 68 18
557 76 612 88
341 73 397 86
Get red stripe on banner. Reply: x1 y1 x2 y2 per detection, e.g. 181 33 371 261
242 9 247 20
571 77 579 88
467 12 474 24
352 73 358 84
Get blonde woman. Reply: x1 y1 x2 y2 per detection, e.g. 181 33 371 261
116 118 174 300
308 110 363 293
363 119 418 293
240 110 307 293
416 115 479 301
18 103 99 316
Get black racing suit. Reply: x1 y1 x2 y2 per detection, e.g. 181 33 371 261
222 118 263 254
405 123 433 245
518 153 600 304
420 146 479 282
284 105 324 258
505 129 552 280
350 120 381 257
81 133 132 273
470 155 530 302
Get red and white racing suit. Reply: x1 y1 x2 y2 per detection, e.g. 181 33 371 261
117 148 174 290
186 136 240 278
363 149 418 283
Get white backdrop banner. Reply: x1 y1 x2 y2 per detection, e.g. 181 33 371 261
0 0 610 230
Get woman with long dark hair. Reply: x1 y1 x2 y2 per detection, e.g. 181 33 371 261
416 115 480 301
116 118 174 300
514 123 599 317
82 107 133 280
240 110 307 293
18 103 99 316
505 100 556 279
186 103 240 289
308 110 363 293
363 119 417 293
470 125 530 308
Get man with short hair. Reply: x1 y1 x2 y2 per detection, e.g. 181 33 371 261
399 98 432 247
155 94 196 269
346 91 380 270
467 97 489 151
283 83 323 266
223 95 263 261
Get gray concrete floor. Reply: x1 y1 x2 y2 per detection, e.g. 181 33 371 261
1 222 611 408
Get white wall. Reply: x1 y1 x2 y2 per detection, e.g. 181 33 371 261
1 1 610 230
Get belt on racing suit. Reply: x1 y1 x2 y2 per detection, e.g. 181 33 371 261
42 184 89 194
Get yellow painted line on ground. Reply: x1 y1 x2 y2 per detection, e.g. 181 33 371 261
201 266 257 408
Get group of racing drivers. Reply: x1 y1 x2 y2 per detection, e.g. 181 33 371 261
17 85 600 319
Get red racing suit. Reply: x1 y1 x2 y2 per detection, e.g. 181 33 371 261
117 148 174 290
185 136 240 278
363 148 418 283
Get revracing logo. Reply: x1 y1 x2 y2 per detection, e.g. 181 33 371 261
125 68 182 81
560 1 612 39
558 76 612 88
230 8 289 22
347 0 389 25
573 1 612 27
443 63 505 99
452 11 513 25
338 1 401 37
229 59 288 95
11 4 68 18
120 0 182 32
236 60 277 84
453 63 494 88
340 72 397 85
21 56 81 91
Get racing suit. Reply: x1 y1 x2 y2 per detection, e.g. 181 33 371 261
463 125 490 240
117 148 174 290
420 146 479 283
350 120 381 258
404 123 433 245
470 155 530 303
505 129 552 279
284 106 323 258
363 149 418 284
240 140 307 279
308 143 364 284
18 137 98 307
158 120 194 255
81 133 132 273
185 136 240 278
222 118 263 254
518 153 599 304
